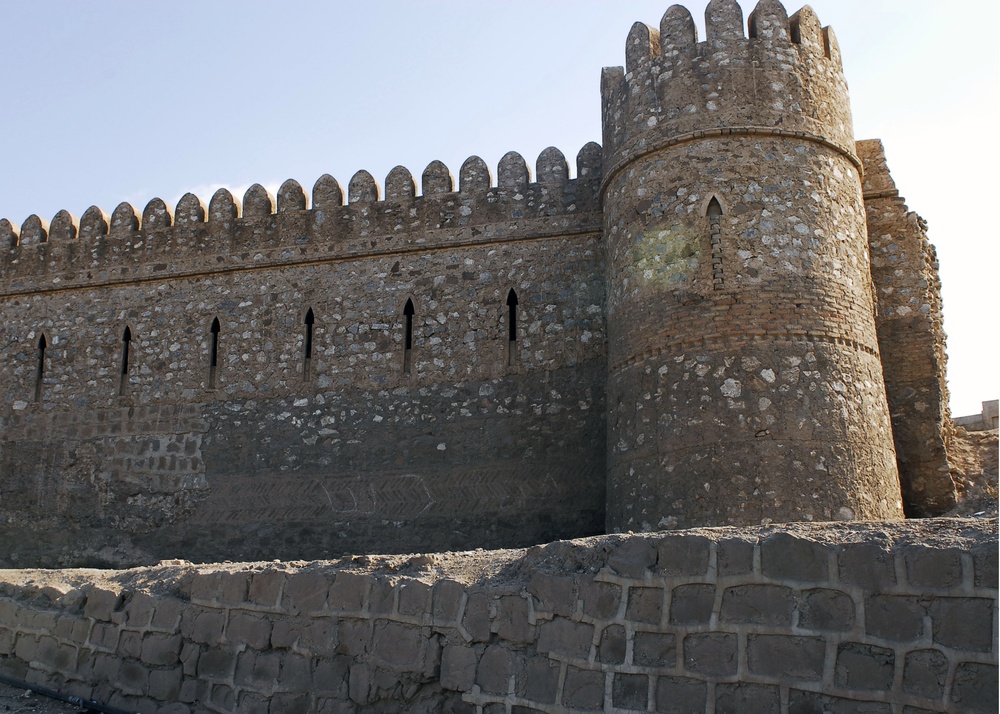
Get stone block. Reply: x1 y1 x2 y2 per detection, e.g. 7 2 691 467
720 584 794 626
329 572 369 613
210 683 236 711
799 588 855 632
838 541 896 591
432 579 466 623
398 579 432 618
148 668 182 701
747 634 825 680
217 572 249 606
835 642 894 691
950 662 998 713
715 683 780 714
613 673 648 710
270 692 311 714
120 630 142 659
118 660 149 696
150 598 184 630
537 617 594 660
788 690 892 713
226 611 272 650
634 632 676 668
904 546 963 590
476 645 514 695
669 583 715 625
279 652 313 691
235 691 270 714
562 666 605 710
626 586 663 624
297 617 337 657
598 624 626 664
125 593 156 628
89 622 120 650
270 616 306 650
368 579 396 615
180 607 225 646
462 592 491 642
248 570 284 608
140 633 182 666
864 595 925 642
180 641 199 676
349 663 371 705
495 595 534 644
972 542 998 590
930 598 994 652
313 655 350 697
336 619 371 657
527 573 576 617
372 621 425 669
441 645 478 691
655 676 706 713
580 580 621 620
282 571 330 613
235 650 280 691
902 649 948 700
655 535 711 576
198 647 238 680
760 533 829 582
717 538 754 577
178 676 209 704
84 587 122 622
517 655 560 704
683 633 737 676
608 538 657 578
188 572 223 604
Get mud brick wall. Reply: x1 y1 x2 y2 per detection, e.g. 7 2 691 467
859 139 956 517
0 519 995 713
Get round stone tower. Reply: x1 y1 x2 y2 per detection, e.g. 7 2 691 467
601 0 904 531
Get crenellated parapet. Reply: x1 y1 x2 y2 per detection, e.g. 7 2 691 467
601 0 854 191
0 144 603 294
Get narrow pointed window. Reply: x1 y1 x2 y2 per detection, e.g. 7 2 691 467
34 334 46 402
506 289 519 366
403 299 414 374
119 326 132 396
303 308 315 382
209 317 221 389
707 197 724 290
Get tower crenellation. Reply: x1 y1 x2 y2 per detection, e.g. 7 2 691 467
0 145 603 294
602 0 854 194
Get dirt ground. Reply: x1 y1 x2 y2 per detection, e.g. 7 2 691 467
0 684 88 713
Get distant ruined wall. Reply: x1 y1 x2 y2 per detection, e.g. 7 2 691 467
0 520 996 713
860 140 956 516
0 148 609 567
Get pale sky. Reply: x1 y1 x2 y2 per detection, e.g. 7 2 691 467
0 0 996 417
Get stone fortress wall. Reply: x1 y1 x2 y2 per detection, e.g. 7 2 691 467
0 148 610 567
0 521 995 713
0 0 958 569
0 0 994 712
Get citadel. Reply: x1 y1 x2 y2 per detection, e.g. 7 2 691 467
0 0 955 568
0 2 995 713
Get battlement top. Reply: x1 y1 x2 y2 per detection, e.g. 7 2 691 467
601 0 856 184
0 145 603 293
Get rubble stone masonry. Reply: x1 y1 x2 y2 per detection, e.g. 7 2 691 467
0 520 995 713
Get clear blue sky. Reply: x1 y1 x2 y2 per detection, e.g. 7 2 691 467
0 1 996 416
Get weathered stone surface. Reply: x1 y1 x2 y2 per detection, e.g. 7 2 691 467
835 643 895 691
